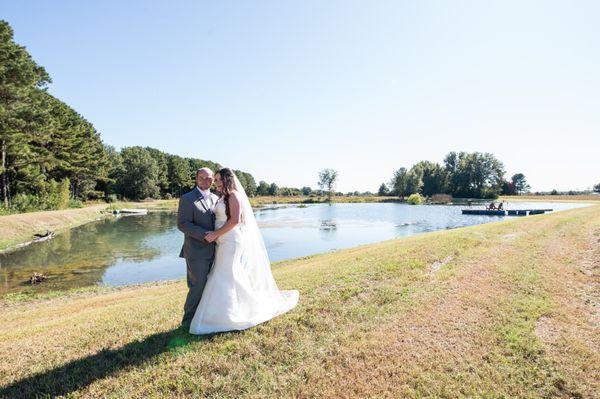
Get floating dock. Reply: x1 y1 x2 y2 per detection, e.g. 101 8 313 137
462 209 552 216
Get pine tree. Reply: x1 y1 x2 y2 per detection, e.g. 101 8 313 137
0 20 50 206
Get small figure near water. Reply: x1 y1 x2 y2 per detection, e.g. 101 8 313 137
33 230 55 243
29 272 47 285
486 202 497 210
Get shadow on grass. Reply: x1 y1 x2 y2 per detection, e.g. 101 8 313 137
0 327 216 398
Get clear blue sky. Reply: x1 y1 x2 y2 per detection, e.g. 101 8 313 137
3 0 599 192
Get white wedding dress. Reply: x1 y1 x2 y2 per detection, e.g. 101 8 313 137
189 179 299 335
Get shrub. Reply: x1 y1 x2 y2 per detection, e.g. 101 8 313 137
85 190 105 200
407 193 424 205
0 206 14 216
10 193 45 213
106 194 118 203
68 199 84 208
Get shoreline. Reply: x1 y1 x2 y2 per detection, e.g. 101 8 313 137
0 204 597 397
2 195 596 254
0 204 109 254
0 200 178 254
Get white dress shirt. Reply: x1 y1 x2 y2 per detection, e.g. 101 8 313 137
196 187 213 207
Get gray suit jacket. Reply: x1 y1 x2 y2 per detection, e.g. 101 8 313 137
177 188 218 260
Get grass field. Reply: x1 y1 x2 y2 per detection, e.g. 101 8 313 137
0 204 597 398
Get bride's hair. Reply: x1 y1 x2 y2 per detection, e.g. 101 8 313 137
217 168 237 219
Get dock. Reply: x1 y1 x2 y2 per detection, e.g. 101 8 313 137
114 208 148 215
462 209 552 216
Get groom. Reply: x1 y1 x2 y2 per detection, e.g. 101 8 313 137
177 167 219 328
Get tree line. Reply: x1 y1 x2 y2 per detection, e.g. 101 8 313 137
103 146 257 201
382 152 531 199
0 20 258 212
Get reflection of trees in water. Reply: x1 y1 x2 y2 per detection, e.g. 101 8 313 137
319 204 337 239
0 212 177 294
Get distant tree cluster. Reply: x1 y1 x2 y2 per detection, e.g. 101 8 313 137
383 152 530 199
101 146 257 201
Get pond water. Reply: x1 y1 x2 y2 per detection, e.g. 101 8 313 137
0 202 588 294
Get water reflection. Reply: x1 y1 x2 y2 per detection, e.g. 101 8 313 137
0 212 177 294
0 201 589 295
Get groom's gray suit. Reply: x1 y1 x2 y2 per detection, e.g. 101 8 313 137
177 187 218 326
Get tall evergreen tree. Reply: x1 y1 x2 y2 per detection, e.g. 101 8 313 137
0 20 50 206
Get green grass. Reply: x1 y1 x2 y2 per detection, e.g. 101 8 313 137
0 205 598 398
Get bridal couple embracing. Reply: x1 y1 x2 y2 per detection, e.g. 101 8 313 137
178 167 299 334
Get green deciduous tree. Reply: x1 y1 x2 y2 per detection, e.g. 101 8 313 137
378 183 389 196
168 155 192 197
256 181 270 196
146 147 170 196
410 161 448 196
444 151 504 198
390 167 422 198
235 170 257 196
268 182 279 196
120 147 160 200
511 173 530 195
318 168 338 202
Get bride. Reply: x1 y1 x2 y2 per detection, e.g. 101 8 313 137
189 168 299 334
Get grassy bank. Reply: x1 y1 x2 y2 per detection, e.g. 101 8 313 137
500 194 600 202
0 204 109 253
0 205 598 398
0 199 181 253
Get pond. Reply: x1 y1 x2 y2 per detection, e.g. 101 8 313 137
0 201 588 295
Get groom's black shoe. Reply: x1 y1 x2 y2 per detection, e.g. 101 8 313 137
180 320 191 330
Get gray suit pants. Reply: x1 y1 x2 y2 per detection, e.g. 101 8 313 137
182 257 212 326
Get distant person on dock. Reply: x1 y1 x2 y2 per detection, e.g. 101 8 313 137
497 202 504 211
487 202 496 210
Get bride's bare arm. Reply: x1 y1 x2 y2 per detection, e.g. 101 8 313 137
205 191 242 242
